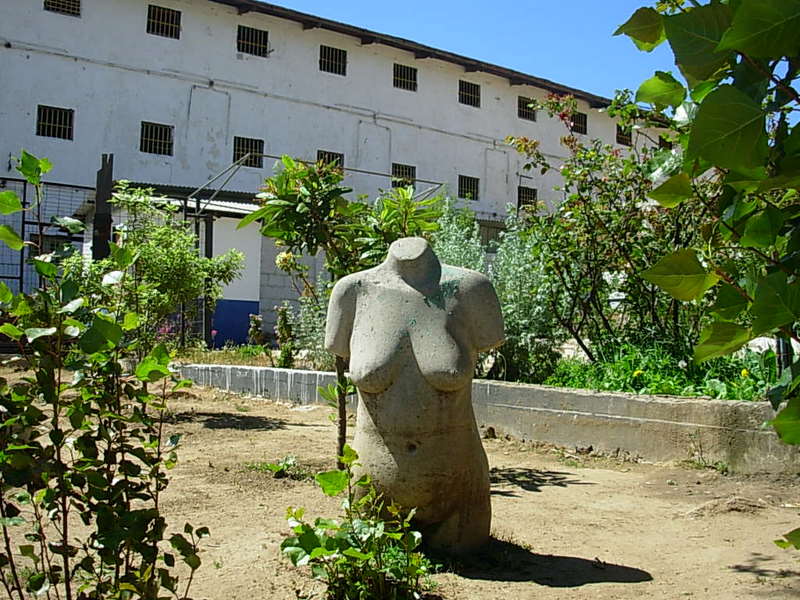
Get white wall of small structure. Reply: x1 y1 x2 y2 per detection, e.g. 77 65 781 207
0 0 647 332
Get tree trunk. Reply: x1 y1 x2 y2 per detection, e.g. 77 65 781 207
335 355 348 469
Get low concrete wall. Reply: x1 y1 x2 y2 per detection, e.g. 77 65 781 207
178 364 800 474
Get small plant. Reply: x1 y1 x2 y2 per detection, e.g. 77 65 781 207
247 313 266 345
247 455 309 480
274 303 296 369
281 445 436 599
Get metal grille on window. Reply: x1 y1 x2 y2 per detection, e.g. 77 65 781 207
458 175 480 201
518 96 536 121
147 5 181 39
458 81 481 107
36 105 74 140
616 124 632 146
139 121 174 155
391 163 416 187
571 111 588 135
43 0 80 16
393 64 417 92
237 25 269 57
517 186 538 210
317 150 344 168
233 136 264 168
319 45 347 76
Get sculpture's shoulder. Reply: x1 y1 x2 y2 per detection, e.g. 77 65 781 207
441 264 495 297
330 266 381 299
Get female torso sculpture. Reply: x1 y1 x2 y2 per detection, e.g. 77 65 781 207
325 237 504 553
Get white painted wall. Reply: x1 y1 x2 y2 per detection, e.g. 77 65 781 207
212 216 260 302
0 0 643 216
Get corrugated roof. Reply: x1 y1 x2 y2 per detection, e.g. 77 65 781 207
209 0 612 108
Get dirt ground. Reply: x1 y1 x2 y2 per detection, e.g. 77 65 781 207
160 386 800 600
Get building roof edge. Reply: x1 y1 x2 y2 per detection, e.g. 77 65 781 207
208 0 613 108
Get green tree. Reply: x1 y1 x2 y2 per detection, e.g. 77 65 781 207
239 156 440 465
616 0 800 549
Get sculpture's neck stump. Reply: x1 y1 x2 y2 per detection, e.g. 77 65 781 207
386 237 441 296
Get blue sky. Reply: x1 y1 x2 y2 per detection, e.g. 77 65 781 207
273 1 677 100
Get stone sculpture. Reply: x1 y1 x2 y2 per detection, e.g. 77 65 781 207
324 237 504 553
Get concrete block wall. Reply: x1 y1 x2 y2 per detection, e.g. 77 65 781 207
178 364 800 474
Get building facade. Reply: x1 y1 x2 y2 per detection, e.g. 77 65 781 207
0 0 641 340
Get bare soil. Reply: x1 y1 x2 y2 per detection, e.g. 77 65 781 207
161 386 800 600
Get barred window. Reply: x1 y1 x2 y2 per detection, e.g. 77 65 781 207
317 150 344 168
43 0 80 16
147 5 181 39
517 185 538 209
237 25 269 57
319 45 347 76
36 105 74 140
616 124 632 146
571 111 588 135
458 81 480 108
139 121 174 155
393 64 417 92
233 136 264 168
458 175 480 201
518 96 536 121
391 163 416 188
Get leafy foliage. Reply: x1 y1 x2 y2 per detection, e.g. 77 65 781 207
281 446 435 599
0 152 206 599
617 0 800 549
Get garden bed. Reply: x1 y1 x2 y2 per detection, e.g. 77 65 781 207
179 364 800 474
161 385 800 599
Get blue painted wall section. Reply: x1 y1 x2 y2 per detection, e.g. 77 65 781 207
212 299 259 347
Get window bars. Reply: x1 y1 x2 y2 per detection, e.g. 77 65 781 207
458 175 480 201
319 45 347 76
391 163 416 187
139 121 174 155
237 25 269 57
571 111 588 135
517 96 536 121
43 0 80 16
616 124 632 147
517 185 538 209
393 64 417 92
233 136 264 168
36 105 74 140
147 5 181 39
317 150 344 168
458 81 481 107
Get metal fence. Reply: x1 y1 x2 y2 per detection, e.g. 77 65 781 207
0 177 92 294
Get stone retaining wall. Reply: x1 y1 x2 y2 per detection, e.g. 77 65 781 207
178 364 799 474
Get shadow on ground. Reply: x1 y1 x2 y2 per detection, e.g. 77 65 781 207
444 537 652 587
730 552 800 578
170 411 287 431
489 466 592 496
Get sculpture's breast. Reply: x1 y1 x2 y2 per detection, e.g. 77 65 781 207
347 282 473 394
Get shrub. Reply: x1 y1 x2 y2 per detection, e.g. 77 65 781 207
281 446 436 599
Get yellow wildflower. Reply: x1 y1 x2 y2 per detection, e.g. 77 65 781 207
741 368 749 378
633 369 644 378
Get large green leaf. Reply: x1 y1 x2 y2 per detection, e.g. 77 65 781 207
0 225 23 251
694 321 751 363
0 191 22 215
710 283 748 320
664 3 733 86
636 71 686 109
770 396 800 445
717 0 800 58
687 85 768 174
641 249 720 302
648 173 693 208
25 327 57 342
739 205 785 248
315 470 349 497
751 271 800 336
614 7 665 52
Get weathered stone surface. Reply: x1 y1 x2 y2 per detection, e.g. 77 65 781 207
325 238 505 554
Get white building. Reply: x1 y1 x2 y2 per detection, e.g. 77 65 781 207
0 0 641 343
